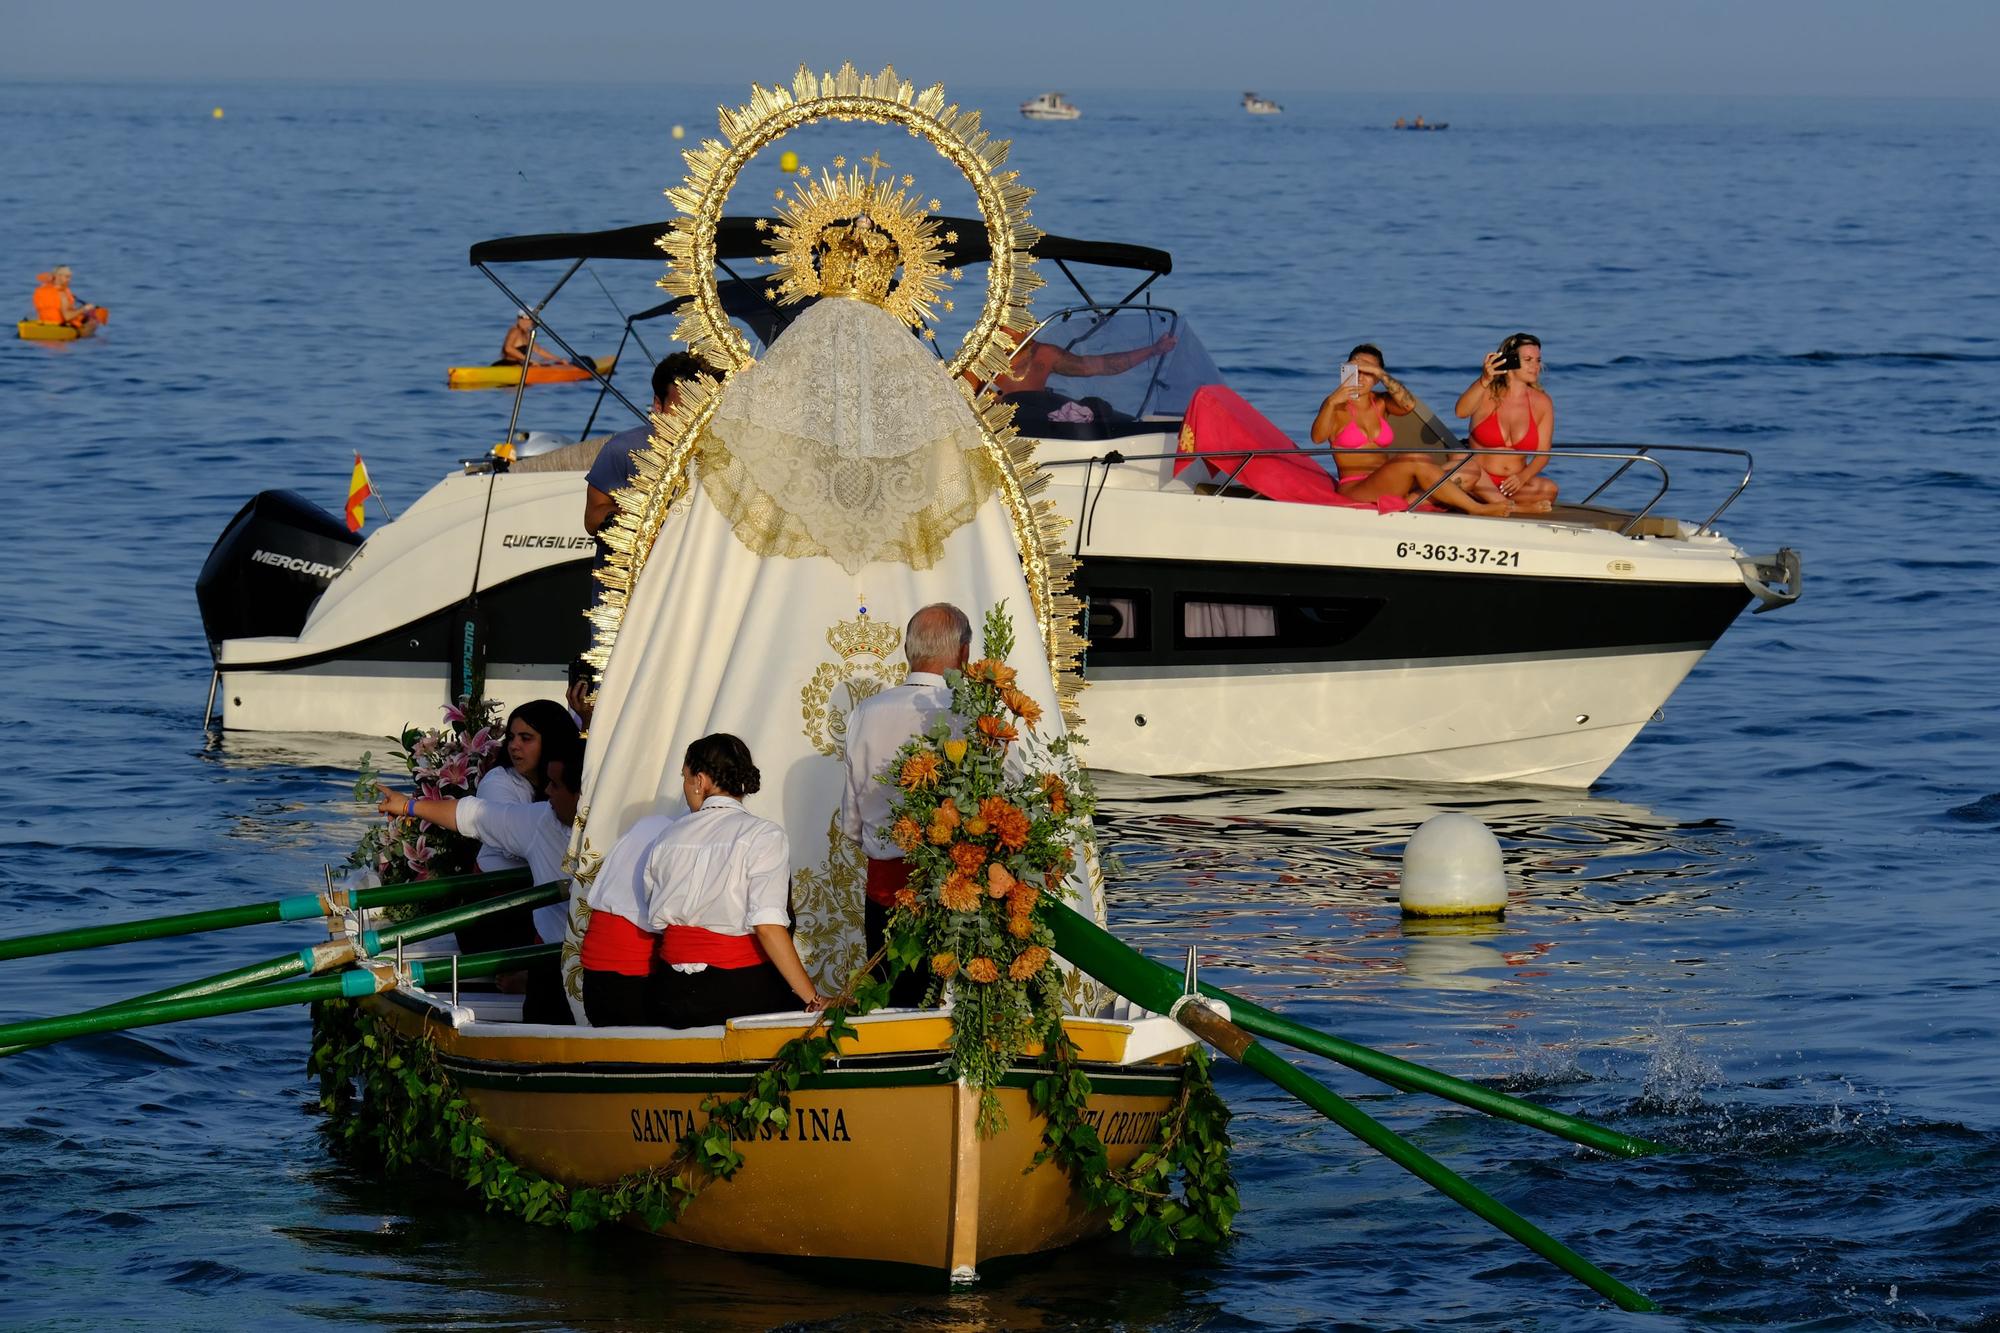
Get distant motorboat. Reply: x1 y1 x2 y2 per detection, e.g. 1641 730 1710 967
1020 92 1081 121
1392 116 1449 131
1242 92 1283 116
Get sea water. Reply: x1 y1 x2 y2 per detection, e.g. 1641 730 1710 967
1 81 1997 1330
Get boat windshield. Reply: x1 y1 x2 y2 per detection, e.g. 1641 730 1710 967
1007 304 1224 439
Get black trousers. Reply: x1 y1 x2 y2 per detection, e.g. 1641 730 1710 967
865 899 932 1009
582 969 650 1027
646 960 795 1028
521 955 575 1026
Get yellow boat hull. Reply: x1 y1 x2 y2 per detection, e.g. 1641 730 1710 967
17 320 93 342
446 356 615 389
366 994 1192 1275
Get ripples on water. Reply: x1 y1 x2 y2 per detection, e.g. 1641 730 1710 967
2 83 1998 1329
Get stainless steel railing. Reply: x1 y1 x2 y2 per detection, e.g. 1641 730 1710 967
1031 437 1756 538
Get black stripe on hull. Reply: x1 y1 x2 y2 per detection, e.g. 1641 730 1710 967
1075 556 1752 670
226 551 1750 680
225 559 594 673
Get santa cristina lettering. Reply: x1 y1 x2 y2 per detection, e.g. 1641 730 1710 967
631 1104 852 1144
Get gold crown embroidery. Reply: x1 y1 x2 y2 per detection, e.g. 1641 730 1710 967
825 609 904 661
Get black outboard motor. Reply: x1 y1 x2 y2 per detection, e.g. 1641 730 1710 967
196 491 362 658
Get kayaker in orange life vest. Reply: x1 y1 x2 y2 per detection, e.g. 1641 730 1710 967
31 267 109 330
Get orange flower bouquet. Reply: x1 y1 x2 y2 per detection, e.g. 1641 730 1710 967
881 602 1093 1133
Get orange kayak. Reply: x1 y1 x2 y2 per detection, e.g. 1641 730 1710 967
446 356 615 390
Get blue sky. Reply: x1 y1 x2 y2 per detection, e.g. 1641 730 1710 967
7 0 1996 98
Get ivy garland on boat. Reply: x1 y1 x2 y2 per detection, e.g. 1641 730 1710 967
309 992 1236 1251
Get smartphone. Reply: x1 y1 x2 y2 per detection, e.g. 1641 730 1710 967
1339 361 1360 389
1493 350 1520 373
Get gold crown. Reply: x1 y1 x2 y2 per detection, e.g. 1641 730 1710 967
826 611 904 662
760 152 956 332
816 218 899 304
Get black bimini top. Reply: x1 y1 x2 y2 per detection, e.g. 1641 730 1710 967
469 216 1172 275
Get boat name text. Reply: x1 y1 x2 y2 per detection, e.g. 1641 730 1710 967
630 1104 852 1144
1078 1107 1163 1146
1395 542 1521 567
250 549 343 580
501 533 595 551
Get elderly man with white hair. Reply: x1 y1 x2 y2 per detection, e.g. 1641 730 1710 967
839 602 971 1007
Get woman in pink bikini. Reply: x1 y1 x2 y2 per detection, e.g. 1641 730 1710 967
1452 332 1558 513
1311 343 1509 516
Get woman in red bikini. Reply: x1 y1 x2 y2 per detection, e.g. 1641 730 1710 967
1311 343 1509 517
1453 332 1557 513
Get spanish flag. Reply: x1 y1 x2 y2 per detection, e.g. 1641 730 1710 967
344 454 373 532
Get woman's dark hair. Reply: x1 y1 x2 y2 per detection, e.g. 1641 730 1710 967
684 732 761 798
493 699 582 799
1347 342 1387 368
1489 332 1543 399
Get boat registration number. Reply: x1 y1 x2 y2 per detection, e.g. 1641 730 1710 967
1395 542 1521 567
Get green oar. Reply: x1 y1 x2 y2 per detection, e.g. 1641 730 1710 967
0 880 565 1059
1170 999 1658 1313
0 868 531 962
1044 900 1662 1158
0 944 557 1052
1042 904 1656 1310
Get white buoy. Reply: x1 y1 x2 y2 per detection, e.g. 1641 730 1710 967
1399 813 1507 918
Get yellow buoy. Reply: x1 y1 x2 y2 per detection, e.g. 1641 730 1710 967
671 124 685 141
211 107 224 120
778 149 799 173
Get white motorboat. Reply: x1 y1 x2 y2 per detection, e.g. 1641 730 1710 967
199 217 1799 786
1020 92 1081 121
1242 92 1283 115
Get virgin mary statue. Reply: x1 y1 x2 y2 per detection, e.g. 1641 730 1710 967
560 182 1099 1012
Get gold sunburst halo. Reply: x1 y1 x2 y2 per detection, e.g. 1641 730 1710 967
656 61 1044 382
592 64 1085 730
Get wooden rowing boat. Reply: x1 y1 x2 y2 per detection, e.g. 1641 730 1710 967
446 356 615 389
17 320 95 342
363 987 1194 1276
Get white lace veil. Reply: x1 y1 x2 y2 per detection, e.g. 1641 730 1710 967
700 298 996 573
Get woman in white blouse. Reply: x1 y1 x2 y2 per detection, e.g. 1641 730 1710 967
645 734 826 1027
462 700 581 957
473 700 580 873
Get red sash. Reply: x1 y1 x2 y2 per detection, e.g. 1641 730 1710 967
578 910 658 977
865 856 910 908
660 925 766 969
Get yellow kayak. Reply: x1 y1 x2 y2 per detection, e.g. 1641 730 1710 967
17 320 95 342
446 356 615 390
